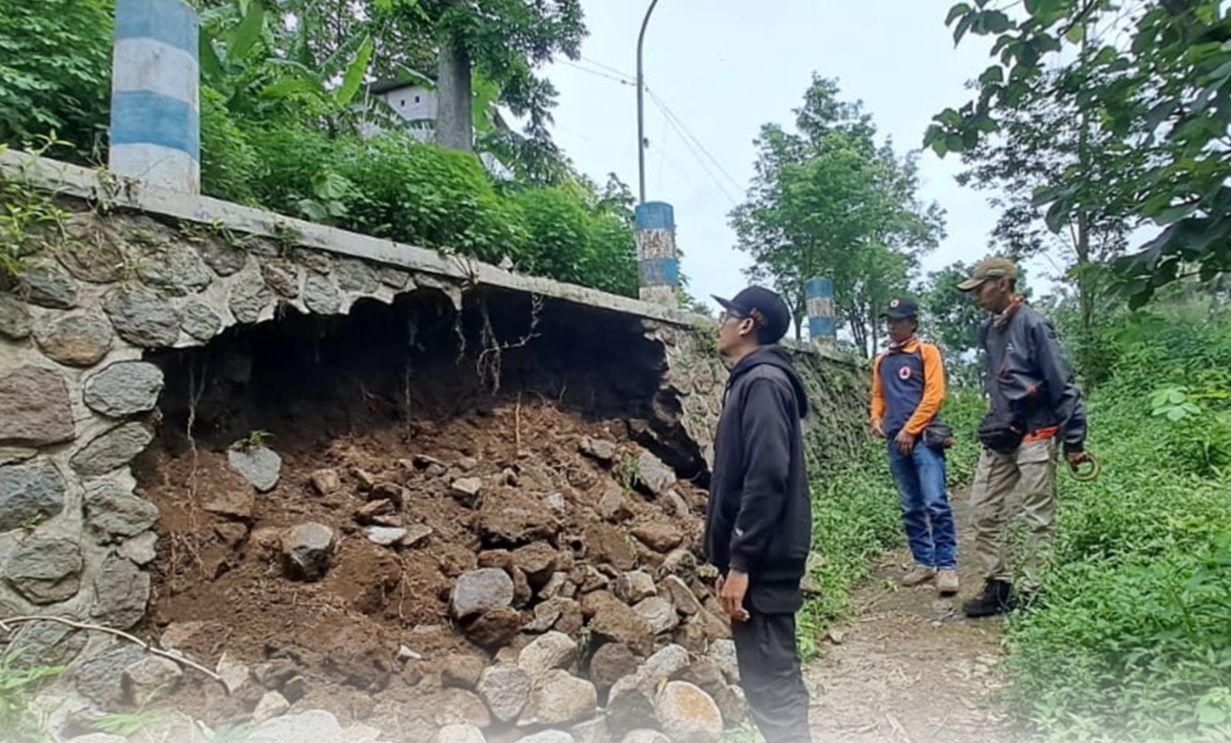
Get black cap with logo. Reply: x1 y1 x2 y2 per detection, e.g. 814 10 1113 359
881 297 919 320
711 286 791 344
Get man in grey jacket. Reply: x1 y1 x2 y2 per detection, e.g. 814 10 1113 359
958 258 1092 618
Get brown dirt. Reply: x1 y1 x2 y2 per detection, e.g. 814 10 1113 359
807 492 1027 743
132 397 709 735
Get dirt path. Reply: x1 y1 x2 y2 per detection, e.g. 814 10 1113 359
805 491 1024 743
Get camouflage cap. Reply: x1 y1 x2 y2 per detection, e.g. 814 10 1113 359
957 258 1019 292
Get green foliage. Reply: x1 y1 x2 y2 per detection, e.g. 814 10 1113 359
733 76 945 351
199 88 261 204
0 0 113 163
0 656 63 743
0 140 76 278
1003 304 1231 741
929 0 1231 307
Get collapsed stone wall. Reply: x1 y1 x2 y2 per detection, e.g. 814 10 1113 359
0 199 867 742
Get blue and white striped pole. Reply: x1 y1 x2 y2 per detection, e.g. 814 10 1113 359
635 201 679 306
109 0 200 193
806 277 836 347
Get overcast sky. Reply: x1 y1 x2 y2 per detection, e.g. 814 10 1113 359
542 0 1024 311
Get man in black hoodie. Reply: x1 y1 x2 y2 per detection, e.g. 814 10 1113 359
704 286 813 743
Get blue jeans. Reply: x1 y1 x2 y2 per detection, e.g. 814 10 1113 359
887 441 958 570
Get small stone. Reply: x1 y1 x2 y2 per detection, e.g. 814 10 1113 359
216 652 250 694
518 631 577 679
91 555 151 629
543 491 567 514
631 523 684 553
437 724 487 743
683 658 724 691
655 681 723 743
354 498 395 525
19 264 78 309
119 531 159 565
83 361 164 417
434 688 491 728
707 640 739 684
282 675 308 702
310 468 341 495
2 619 86 669
84 482 159 540
478 663 533 722
451 567 515 619
590 597 653 656
303 274 342 314
70 422 153 478
583 523 636 572
281 522 335 581
827 628 846 645
597 489 633 523
634 596 679 634
615 571 657 604
660 548 698 577
0 365 75 446
588 643 639 691
641 644 691 683
464 606 523 648
635 452 675 496
513 542 558 587
335 258 378 293
403 523 433 548
229 269 273 324
441 654 486 690
620 732 669 743
3 534 82 603
34 312 113 367
261 260 301 298
73 645 145 706
711 682 747 725
512 565 533 607
0 447 36 466
661 575 703 615
571 717 611 743
521 733 576 743
137 243 213 296
203 489 255 520
371 481 407 508
540 571 571 600
122 656 182 703
228 446 282 492
198 236 247 276
250 710 343 741
519 669 597 727
378 266 412 289
451 477 483 499
252 690 290 723
0 457 68 533
0 292 32 339
364 526 407 547
181 301 222 341
579 437 617 462
103 288 181 347
664 490 691 519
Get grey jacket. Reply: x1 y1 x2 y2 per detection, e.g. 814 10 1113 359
979 304 1088 453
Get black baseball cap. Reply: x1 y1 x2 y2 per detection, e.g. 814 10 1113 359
712 286 791 343
881 297 919 320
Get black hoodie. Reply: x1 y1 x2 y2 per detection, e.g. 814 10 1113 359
703 345 812 613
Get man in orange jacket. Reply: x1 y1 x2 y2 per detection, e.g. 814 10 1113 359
870 297 959 595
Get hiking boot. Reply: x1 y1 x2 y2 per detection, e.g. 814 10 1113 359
963 579 1014 618
937 570 960 596
900 565 936 587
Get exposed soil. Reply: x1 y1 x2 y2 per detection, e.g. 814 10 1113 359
126 288 722 739
806 491 1025 743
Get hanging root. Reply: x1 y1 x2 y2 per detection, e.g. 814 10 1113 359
475 293 544 394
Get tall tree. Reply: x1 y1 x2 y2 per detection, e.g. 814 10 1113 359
926 0 1231 307
732 76 944 354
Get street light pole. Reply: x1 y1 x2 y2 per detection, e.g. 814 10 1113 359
636 0 661 204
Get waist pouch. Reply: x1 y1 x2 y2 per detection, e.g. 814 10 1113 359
978 411 1024 454
922 423 954 451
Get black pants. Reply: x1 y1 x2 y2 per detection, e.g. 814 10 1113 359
731 609 813 743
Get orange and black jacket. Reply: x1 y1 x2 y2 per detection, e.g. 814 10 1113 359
870 339 946 440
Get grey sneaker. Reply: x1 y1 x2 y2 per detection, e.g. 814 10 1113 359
901 565 937 587
937 570 960 596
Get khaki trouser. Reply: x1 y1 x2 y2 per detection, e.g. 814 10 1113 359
969 438 1058 588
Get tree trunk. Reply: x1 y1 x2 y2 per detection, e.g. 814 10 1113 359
435 40 473 152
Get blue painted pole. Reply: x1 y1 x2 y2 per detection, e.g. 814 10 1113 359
109 0 200 193
806 277 836 346
635 201 679 306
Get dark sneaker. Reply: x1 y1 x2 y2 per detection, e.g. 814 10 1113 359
963 579 1014 618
